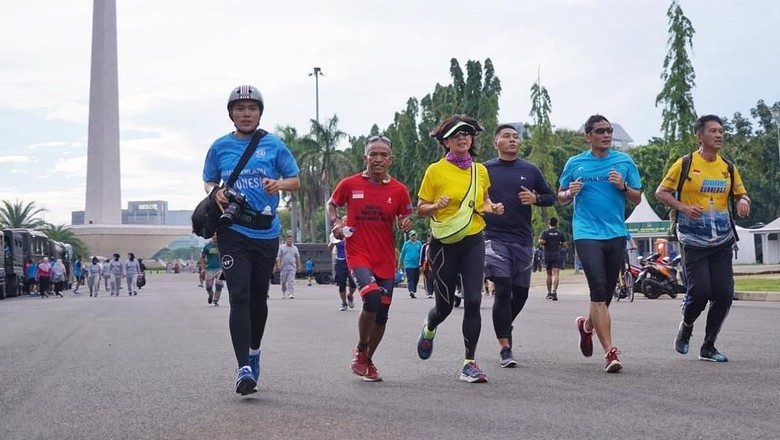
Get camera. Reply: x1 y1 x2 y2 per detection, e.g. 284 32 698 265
219 187 248 227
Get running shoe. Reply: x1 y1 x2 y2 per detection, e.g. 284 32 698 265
409 292 416 299
576 316 593 357
699 345 728 362
416 321 436 360
363 361 382 382
234 366 257 395
339 303 347 311
674 321 693 354
208 294 213 304
545 292 552 300
551 291 558 301
426 294 433 299
248 350 261 383
289 294 294 299
347 293 355 308
499 347 517 368
351 347 369 376
459 360 488 383
213 301 219 307
604 347 622 373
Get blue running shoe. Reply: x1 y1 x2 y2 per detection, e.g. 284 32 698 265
248 350 261 383
674 321 692 354
459 360 488 383
417 321 436 360
699 345 728 362
235 366 257 395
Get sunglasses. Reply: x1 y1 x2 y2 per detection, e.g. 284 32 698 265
589 127 614 135
366 135 392 147
446 130 474 139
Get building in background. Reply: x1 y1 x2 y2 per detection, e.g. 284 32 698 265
72 201 192 226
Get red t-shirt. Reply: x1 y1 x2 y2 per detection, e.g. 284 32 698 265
330 174 412 279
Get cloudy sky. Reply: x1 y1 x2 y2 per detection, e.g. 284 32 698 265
1 0 777 225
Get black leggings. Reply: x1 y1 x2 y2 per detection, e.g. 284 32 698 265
575 238 625 304
681 241 734 347
492 278 529 341
218 227 278 368
426 233 485 360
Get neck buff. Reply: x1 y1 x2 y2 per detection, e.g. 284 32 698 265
445 151 473 169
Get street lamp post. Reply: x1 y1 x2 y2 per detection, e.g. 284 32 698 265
309 67 324 123
309 67 330 243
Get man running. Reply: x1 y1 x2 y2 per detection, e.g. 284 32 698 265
327 134 412 382
483 123 555 367
539 217 566 301
328 234 356 311
202 233 224 306
559 114 641 373
656 114 750 362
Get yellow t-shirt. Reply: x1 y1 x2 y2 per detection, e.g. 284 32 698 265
661 152 746 246
418 159 491 237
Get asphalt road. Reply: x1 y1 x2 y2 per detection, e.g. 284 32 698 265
1 273 778 440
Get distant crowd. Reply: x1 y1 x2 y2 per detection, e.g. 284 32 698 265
25 253 146 298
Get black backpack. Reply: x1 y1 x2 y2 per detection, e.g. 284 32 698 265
667 152 739 242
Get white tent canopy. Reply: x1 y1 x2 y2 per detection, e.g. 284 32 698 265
626 195 662 223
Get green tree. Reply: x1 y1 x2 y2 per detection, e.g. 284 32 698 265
0 200 48 229
526 74 558 231
298 115 351 242
40 224 90 259
655 0 697 160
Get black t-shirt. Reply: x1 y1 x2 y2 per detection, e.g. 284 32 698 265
483 158 555 245
540 227 565 260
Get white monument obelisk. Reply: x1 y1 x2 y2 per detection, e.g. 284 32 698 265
84 0 121 225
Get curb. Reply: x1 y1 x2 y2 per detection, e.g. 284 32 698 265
734 291 780 302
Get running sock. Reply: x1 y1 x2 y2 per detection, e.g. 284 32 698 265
357 342 368 351
463 359 475 366
423 326 436 339
249 348 260 356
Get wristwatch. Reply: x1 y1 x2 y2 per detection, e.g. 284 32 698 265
621 182 629 192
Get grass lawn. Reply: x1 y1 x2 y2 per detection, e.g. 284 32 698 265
734 276 780 292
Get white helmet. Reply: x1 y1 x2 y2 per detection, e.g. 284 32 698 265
227 85 264 114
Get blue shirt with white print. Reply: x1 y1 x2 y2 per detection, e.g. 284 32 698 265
559 149 641 241
203 131 299 240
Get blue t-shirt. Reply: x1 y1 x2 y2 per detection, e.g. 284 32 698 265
335 240 346 260
305 260 314 272
203 131 300 240
74 260 82 277
559 149 641 241
399 240 423 269
484 158 555 245
26 263 38 279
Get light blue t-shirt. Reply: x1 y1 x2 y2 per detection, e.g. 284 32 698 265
399 240 423 269
559 149 641 241
203 131 299 240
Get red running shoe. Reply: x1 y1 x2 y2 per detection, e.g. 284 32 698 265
363 361 382 382
351 347 368 376
605 347 623 373
576 316 593 357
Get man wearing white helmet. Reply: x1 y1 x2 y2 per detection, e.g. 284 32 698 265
203 85 301 395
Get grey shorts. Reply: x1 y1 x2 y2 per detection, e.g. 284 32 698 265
484 239 533 287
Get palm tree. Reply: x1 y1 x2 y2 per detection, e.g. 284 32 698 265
40 224 90 258
0 200 48 229
298 115 351 242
